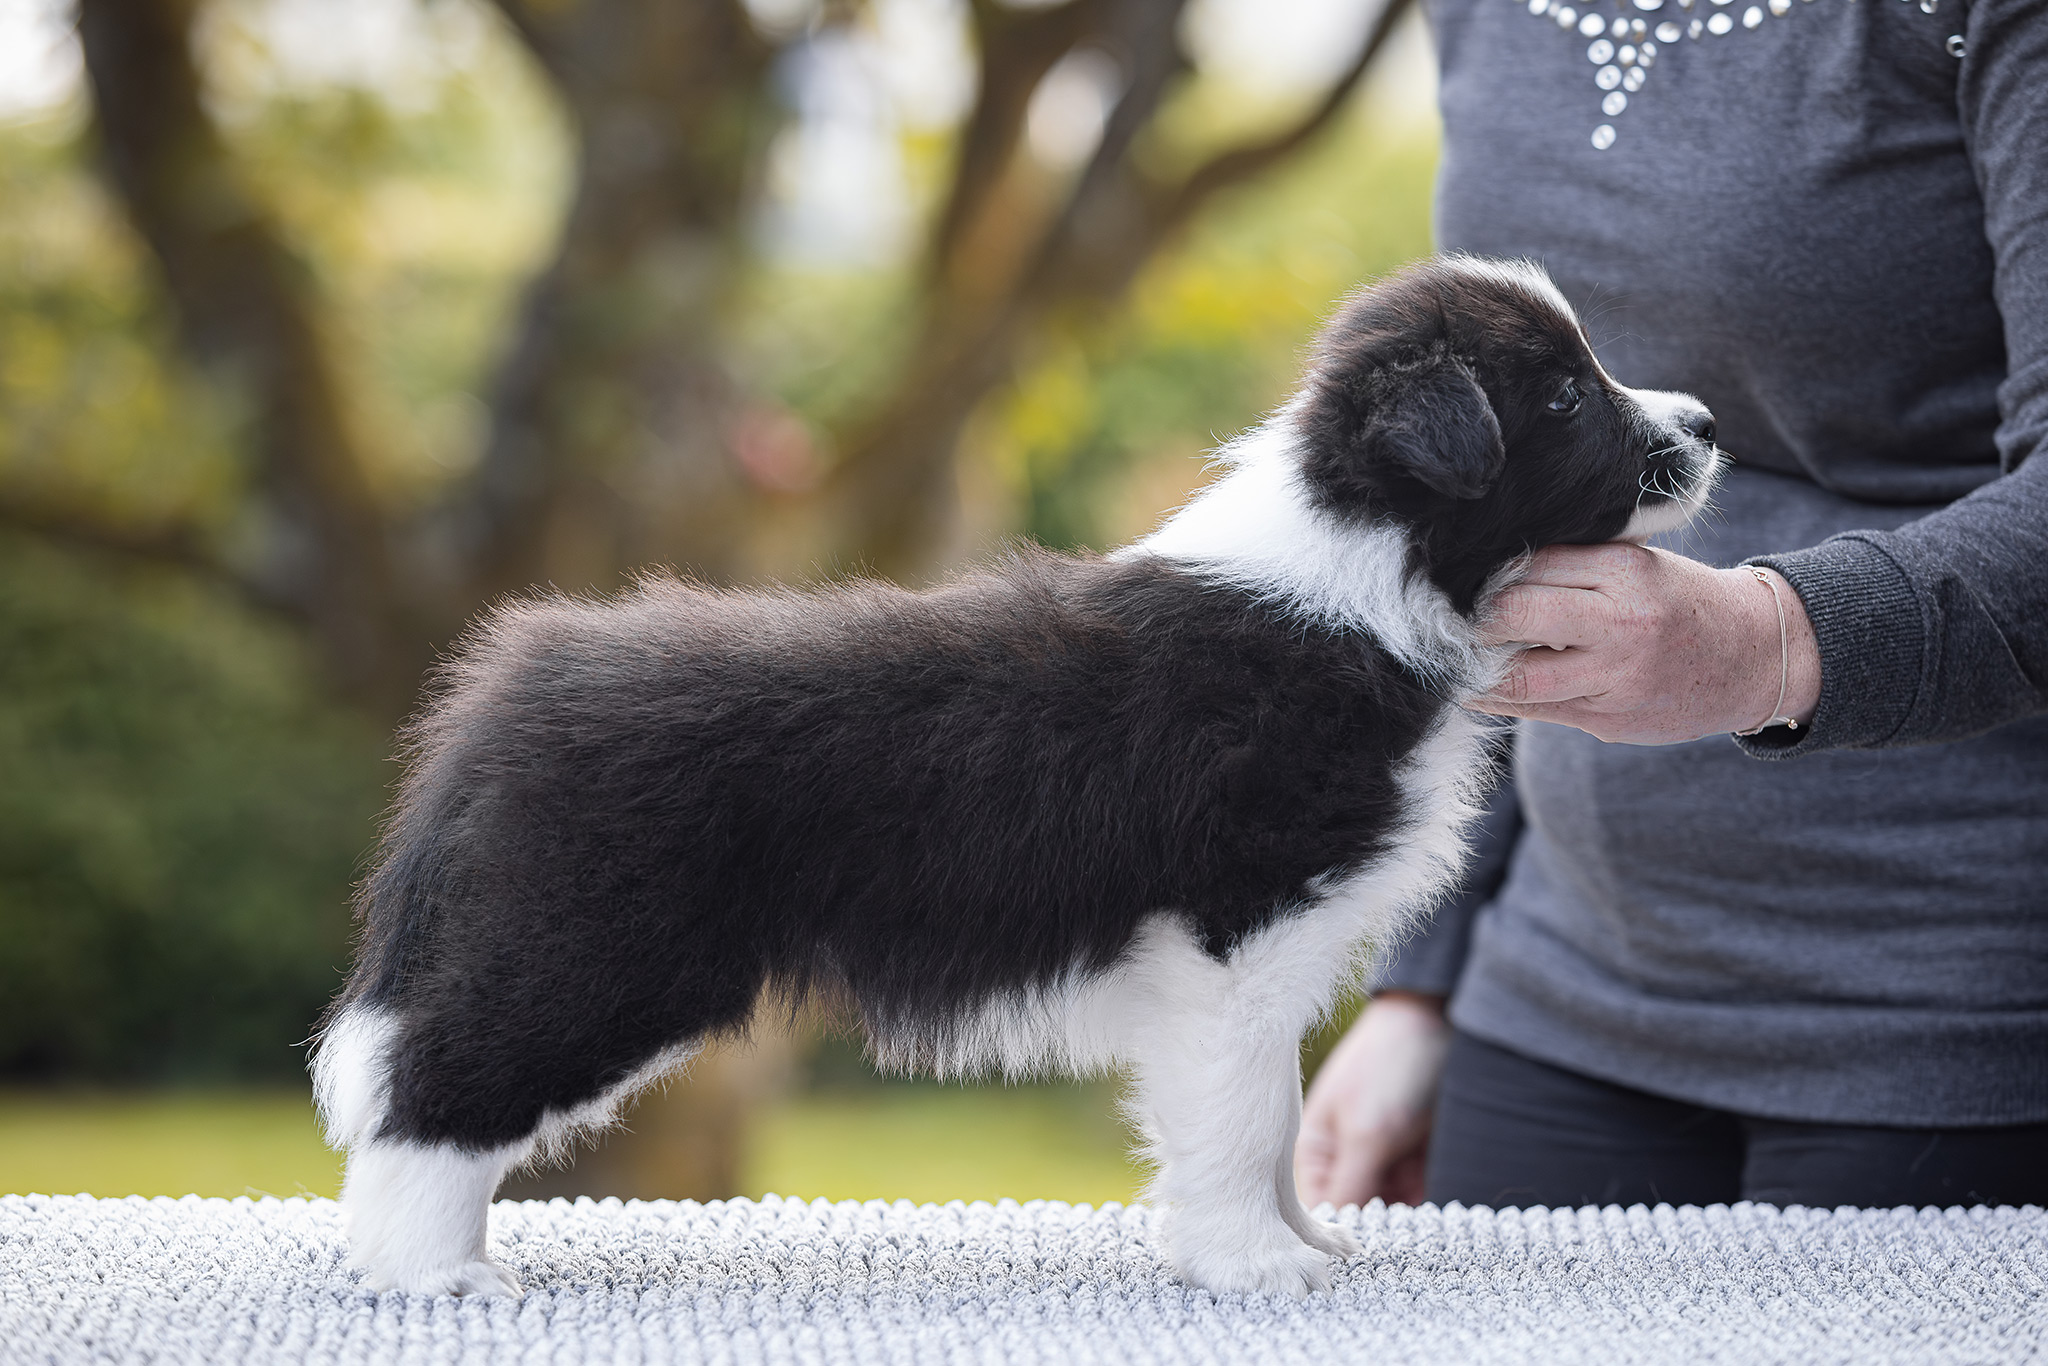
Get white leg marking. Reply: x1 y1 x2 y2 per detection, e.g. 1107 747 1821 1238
341 1138 525 1296
881 709 1493 1298
1124 711 1488 1295
1125 957 1336 1298
313 1005 520 1295
309 1004 397 1151
311 1002 705 1296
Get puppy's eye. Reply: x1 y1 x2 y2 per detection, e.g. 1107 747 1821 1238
1547 381 1583 416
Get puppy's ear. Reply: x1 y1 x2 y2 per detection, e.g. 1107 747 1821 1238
1360 355 1505 500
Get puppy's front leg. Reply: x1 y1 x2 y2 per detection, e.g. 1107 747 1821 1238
1127 1000 1344 1297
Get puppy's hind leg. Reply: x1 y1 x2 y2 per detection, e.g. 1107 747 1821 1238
313 1005 528 1297
341 1138 526 1296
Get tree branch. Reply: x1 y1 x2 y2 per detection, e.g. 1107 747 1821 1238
490 0 574 90
1149 0 1415 236
829 0 1417 578
926 0 1103 283
0 492 221 577
828 0 1193 575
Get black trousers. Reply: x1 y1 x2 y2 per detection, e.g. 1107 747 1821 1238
1425 1031 2048 1210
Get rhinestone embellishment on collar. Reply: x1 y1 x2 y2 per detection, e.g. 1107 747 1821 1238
1515 0 1967 150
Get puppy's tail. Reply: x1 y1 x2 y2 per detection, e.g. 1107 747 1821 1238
310 1002 398 1151
312 693 484 1148
310 774 475 1149
309 821 447 1149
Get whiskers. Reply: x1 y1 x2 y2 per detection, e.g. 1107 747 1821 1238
1640 443 1721 504
1635 442 1691 507
1625 440 1724 546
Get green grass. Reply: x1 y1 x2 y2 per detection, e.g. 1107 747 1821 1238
0 1090 344 1199
744 1084 1140 1207
0 1083 1142 1206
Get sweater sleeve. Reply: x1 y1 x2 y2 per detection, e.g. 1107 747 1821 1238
1735 0 2048 758
1373 762 1521 995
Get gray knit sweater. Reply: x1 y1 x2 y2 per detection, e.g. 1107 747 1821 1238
1385 0 2048 1124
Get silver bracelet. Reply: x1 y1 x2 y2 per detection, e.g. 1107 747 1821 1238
1733 566 1800 736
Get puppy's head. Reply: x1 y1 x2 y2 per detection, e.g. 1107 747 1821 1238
1295 256 1720 611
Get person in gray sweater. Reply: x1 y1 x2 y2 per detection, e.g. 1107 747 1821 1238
1295 0 2048 1210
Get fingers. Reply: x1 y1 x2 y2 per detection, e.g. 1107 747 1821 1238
1479 649 1614 708
1321 1135 1394 1209
1297 993 1449 1210
1298 1087 1402 1209
1466 697 1711 746
1294 1116 1339 1207
1467 697 1582 723
1382 1149 1430 1208
1296 1073 1353 1206
1482 543 1683 648
1478 585 1605 649
1390 1153 1429 1207
1298 1076 1425 1209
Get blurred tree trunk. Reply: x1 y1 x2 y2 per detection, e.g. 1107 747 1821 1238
829 0 1190 578
56 0 1414 662
446 0 783 604
501 1029 799 1204
75 0 413 709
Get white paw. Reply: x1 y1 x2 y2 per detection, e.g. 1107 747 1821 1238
1296 1218 1363 1260
358 1258 522 1297
1172 1234 1334 1298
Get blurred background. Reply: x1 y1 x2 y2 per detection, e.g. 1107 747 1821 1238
0 0 1439 1207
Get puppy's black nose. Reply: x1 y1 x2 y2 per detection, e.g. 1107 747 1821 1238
1683 411 1716 445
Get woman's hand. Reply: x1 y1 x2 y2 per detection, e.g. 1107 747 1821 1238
1468 543 1822 744
1294 991 1450 1209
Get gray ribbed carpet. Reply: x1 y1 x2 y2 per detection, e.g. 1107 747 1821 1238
4 1193 2044 1364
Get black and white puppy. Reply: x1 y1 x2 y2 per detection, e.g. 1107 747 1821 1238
313 256 1718 1299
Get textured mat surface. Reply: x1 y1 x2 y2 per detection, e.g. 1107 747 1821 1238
4 1193 2045 1365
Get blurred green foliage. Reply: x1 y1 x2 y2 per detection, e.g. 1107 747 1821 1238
0 535 385 1080
0 28 567 530
210 73 569 499
0 119 241 537
0 30 560 1082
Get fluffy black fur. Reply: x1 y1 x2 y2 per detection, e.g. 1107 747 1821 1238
326 256 1712 1156
351 555 1443 1147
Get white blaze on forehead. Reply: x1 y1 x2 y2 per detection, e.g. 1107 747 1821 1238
1438 255 1580 330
